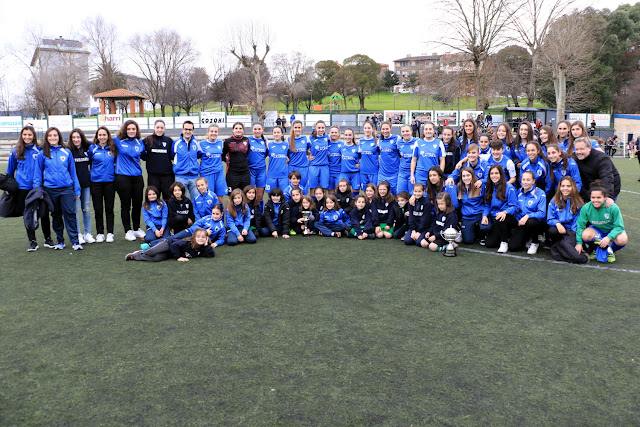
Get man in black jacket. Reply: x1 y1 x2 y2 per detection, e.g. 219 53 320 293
574 137 621 202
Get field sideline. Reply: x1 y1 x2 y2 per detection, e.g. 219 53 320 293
0 159 639 424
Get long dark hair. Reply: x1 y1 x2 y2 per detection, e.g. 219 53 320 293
188 228 211 249
546 143 568 172
492 123 514 150
514 121 535 154
42 127 64 159
67 128 91 152
117 119 141 140
426 166 446 203
143 186 163 210
553 176 583 214
461 119 478 152
485 164 507 203
93 126 117 156
442 126 456 152
16 125 38 160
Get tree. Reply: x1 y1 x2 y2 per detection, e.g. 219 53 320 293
342 54 380 110
81 15 125 94
329 67 355 107
129 29 196 116
539 10 599 120
404 73 420 92
487 45 531 106
170 67 210 115
509 0 576 107
419 68 459 107
271 52 314 113
313 60 341 102
210 67 255 114
439 0 517 109
381 70 400 92
227 21 272 122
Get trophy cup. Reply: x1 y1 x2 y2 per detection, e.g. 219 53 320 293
440 226 458 257
302 211 312 236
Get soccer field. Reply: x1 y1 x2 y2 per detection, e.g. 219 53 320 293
1 159 639 425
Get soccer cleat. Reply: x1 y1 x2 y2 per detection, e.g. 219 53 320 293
607 252 616 263
78 234 85 244
589 251 596 260
498 242 509 253
43 238 55 248
133 228 146 238
84 233 95 244
72 243 83 251
28 241 39 252
125 253 136 261
95 234 105 243
106 233 115 243
125 230 136 241
54 242 65 250
289 230 297 235
527 243 539 255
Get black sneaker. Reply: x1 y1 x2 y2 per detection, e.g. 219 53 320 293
28 241 39 252
43 238 55 248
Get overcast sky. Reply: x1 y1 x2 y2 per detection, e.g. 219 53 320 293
0 0 631 94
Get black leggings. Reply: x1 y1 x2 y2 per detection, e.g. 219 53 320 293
115 174 144 232
16 189 51 242
91 181 115 235
147 173 174 200
509 218 546 251
226 171 251 192
485 214 518 248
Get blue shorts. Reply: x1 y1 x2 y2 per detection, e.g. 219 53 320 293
328 170 341 190
413 170 429 188
202 171 227 196
360 172 378 191
308 165 330 189
340 171 360 192
265 177 289 193
378 173 398 195
288 165 309 188
397 170 412 194
250 167 267 188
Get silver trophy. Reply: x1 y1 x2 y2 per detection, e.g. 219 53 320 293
302 211 312 236
440 226 458 257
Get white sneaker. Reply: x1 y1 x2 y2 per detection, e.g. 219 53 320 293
106 233 114 243
125 230 136 241
498 242 509 253
527 243 539 255
84 233 96 244
133 228 146 238
78 233 85 244
95 234 105 243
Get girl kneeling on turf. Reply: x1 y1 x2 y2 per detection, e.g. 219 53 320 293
225 188 256 245
262 187 291 238
510 171 547 254
373 181 395 239
126 228 214 262
404 182 433 247
142 186 170 243
575 180 628 263
315 195 349 237
426 192 459 252
349 195 375 239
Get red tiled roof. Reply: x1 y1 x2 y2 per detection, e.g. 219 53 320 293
93 89 149 99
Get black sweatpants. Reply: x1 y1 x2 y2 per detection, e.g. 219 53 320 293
226 171 251 192
16 189 51 242
148 173 175 200
485 214 518 248
91 181 115 235
508 218 546 251
115 174 144 232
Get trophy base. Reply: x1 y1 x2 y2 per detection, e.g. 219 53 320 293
443 250 457 257
443 243 457 257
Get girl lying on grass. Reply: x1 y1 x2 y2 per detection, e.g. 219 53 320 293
125 228 214 262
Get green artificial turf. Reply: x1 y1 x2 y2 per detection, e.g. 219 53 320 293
1 158 639 425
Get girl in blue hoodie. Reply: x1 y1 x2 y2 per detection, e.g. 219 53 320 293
6 125 52 251
480 164 519 253
142 186 169 243
225 188 256 245
88 126 117 243
33 127 82 250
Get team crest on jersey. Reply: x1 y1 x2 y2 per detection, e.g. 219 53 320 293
157 205 162 211
162 142 166 147
528 200 533 206
333 214 338 220
60 156 66 162
108 152 113 156
604 213 610 219
420 151 425 156
352 148 356 153
315 145 319 150
537 170 542 176
33 154 38 159
207 200 212 205
243 141 247 146
135 147 139 152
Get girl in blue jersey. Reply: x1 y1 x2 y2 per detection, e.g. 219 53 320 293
113 120 146 241
459 119 478 156
510 171 547 254
487 140 516 184
403 182 433 247
547 176 584 245
308 120 330 190
287 120 311 188
556 120 572 152
378 121 400 194
569 121 603 153
125 228 215 262
447 143 488 185
477 134 492 162
411 122 445 187
358 121 379 191
262 187 291 238
199 124 226 203
520 142 553 195
397 125 417 194
248 123 268 202
480 164 519 253
68 129 94 245
512 121 535 165
426 192 459 252
88 126 116 243
492 123 514 160
6 125 53 251
546 143 582 193
458 167 485 244
243 185 262 238
33 127 82 250
441 126 461 175
327 125 342 194
537 125 557 155
266 126 289 193
373 180 395 239
315 195 350 237
226 188 257 245
142 186 169 243
340 128 360 194
427 166 459 210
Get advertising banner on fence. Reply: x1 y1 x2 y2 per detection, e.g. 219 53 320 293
264 111 278 127
201 112 226 127
587 113 611 127
0 116 24 132
410 111 433 123
383 110 408 125
435 111 458 126
460 110 484 122
22 119 48 133
98 114 122 130
74 119 98 132
568 113 588 124
228 115 252 127
174 116 200 129
48 115 73 132
304 114 331 127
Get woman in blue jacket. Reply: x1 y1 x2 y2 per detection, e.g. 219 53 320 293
225 188 256 245
457 167 485 244
142 186 169 243
113 120 146 241
6 125 52 251
287 120 311 188
88 126 117 243
33 127 82 250
547 176 584 245
509 171 547 254
480 164 519 253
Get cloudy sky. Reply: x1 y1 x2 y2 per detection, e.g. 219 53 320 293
0 0 631 93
